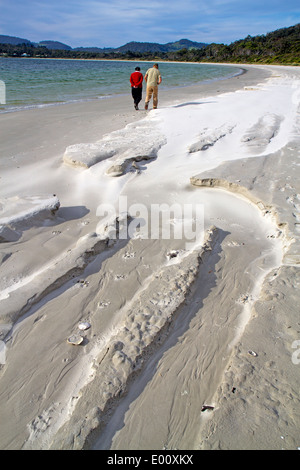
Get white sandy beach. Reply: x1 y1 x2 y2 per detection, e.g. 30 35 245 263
0 63 299 450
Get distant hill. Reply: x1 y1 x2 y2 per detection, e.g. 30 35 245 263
74 39 207 54
0 35 32 45
0 35 72 50
204 23 300 64
38 41 72 50
165 39 208 51
0 35 206 53
114 39 207 53
73 47 114 53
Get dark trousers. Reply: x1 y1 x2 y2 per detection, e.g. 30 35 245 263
131 87 142 106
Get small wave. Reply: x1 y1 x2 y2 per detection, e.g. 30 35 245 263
0 95 114 114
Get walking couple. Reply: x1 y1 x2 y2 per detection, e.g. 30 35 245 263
130 63 162 110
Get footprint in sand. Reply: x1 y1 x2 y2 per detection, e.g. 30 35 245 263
122 251 136 259
98 300 111 309
114 274 127 280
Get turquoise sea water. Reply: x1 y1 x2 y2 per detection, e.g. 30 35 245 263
0 58 242 113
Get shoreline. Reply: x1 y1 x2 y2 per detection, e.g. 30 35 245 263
0 64 271 166
0 64 300 450
2 54 299 66
0 60 245 116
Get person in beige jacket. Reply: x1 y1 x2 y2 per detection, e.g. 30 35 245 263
144 63 162 110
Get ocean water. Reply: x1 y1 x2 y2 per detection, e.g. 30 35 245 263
0 57 242 113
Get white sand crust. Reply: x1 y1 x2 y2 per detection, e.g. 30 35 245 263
0 195 60 242
63 118 166 172
0 64 299 450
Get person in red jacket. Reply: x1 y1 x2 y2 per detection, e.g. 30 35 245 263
130 66 143 110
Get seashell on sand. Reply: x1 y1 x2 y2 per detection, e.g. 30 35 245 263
67 334 84 345
248 350 258 357
78 321 91 331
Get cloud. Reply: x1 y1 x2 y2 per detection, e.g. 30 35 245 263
0 0 299 47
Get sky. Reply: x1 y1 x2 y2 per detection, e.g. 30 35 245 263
1 0 300 48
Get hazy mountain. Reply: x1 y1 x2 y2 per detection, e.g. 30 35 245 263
114 39 207 53
74 39 207 54
0 35 72 50
0 35 32 45
0 35 206 53
162 39 208 51
38 41 72 50
73 46 114 53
